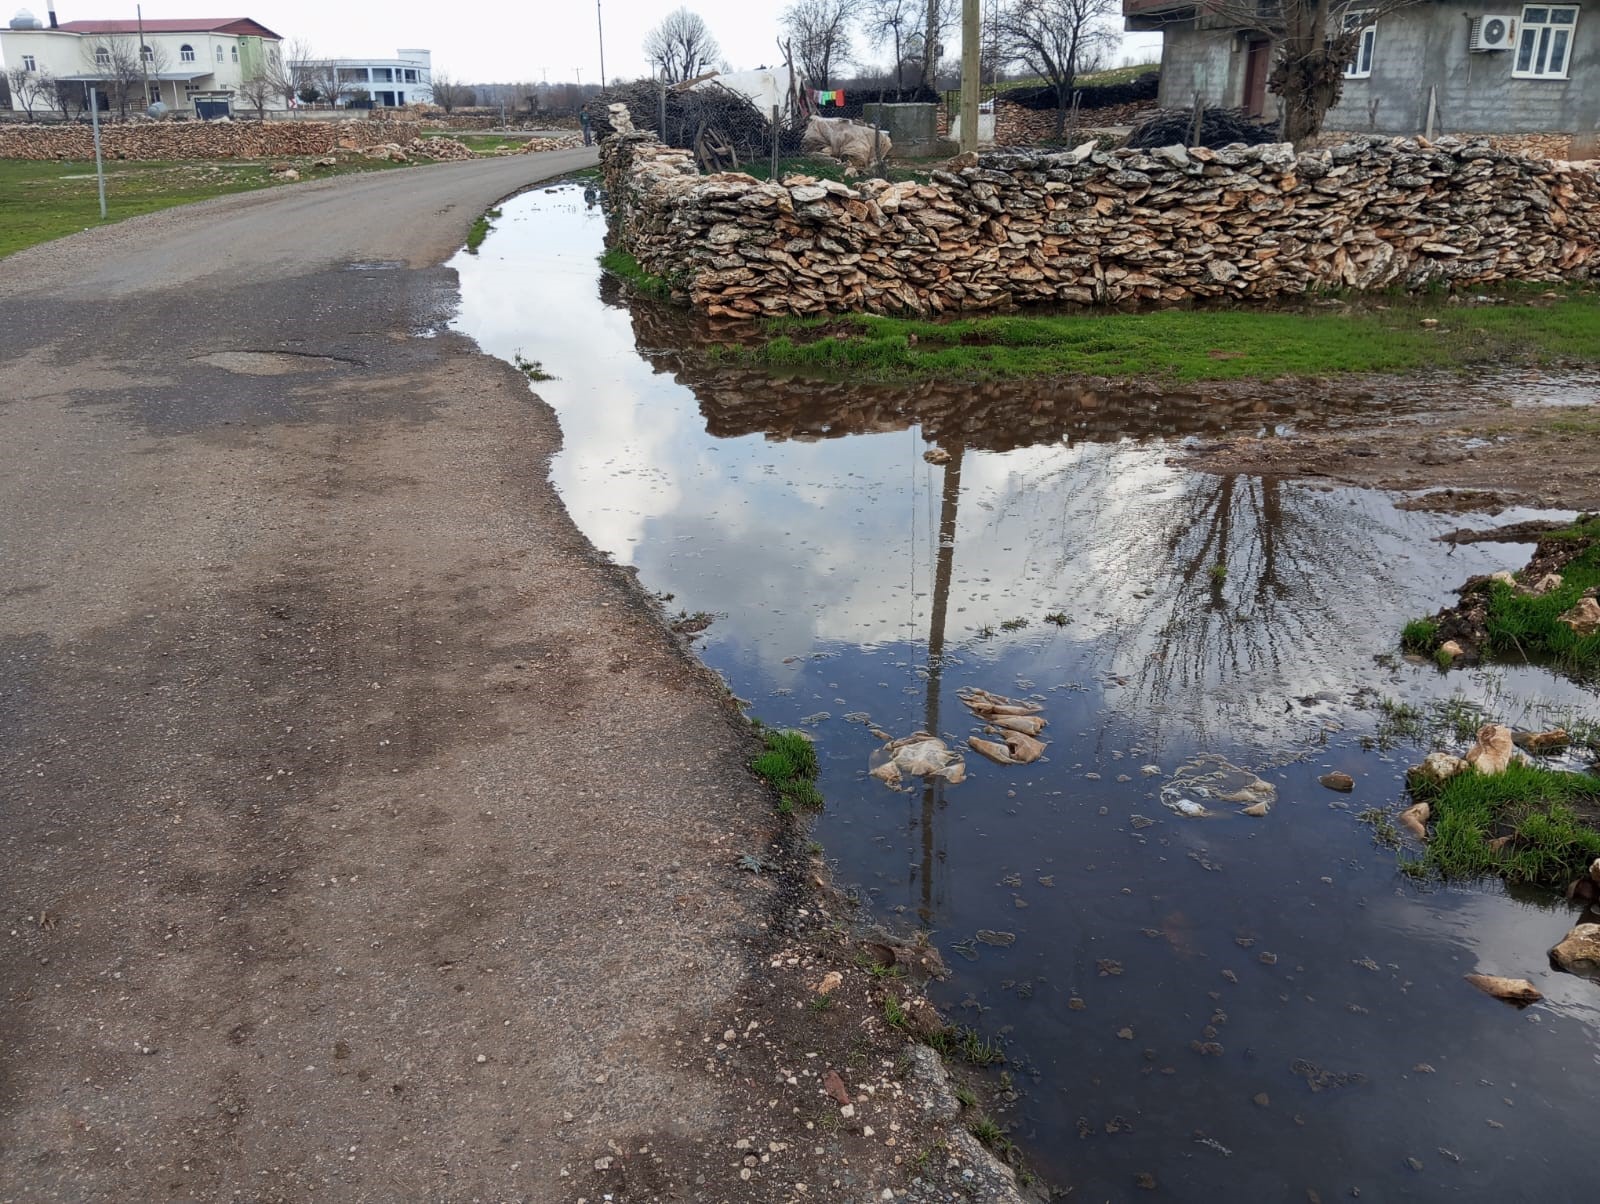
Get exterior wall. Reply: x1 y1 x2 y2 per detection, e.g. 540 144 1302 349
0 25 287 113
1328 2 1599 135
1156 24 1255 113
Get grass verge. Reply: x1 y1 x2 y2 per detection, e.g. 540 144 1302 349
466 206 501 254
1401 516 1600 677
1406 762 1600 888
751 729 824 814
0 156 410 259
713 289 1600 384
599 246 676 299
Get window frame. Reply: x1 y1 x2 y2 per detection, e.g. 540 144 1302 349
1342 10 1378 79
230 46 238 63
180 44 195 63
22 54 36 72
216 45 224 63
95 46 111 67
1513 4 1579 79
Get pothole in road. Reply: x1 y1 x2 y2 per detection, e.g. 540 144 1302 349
192 350 362 375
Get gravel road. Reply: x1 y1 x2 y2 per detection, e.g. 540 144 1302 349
0 151 771 1200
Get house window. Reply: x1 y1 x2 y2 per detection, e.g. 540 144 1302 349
403 69 417 82
231 46 238 63
149 84 160 103
180 44 195 62
95 46 111 66
1343 12 1377 78
22 54 36 71
141 43 154 63
1515 5 1578 78
216 45 224 62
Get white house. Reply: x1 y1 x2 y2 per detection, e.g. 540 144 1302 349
294 49 432 108
2 5 287 117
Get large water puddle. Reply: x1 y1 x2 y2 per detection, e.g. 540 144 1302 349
454 184 1600 1199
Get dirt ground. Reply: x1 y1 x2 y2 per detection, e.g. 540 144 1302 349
0 158 1025 1202
1176 382 1600 513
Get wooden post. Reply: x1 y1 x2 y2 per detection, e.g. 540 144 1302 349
1424 85 1437 140
959 0 980 153
771 104 779 180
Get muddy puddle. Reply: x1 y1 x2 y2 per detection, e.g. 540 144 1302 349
454 184 1600 1199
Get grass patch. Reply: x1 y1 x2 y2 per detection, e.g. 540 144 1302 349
751 729 824 813
927 1024 1006 1067
420 131 512 154
1401 617 1440 654
1480 519 1600 675
512 351 553 382
599 245 676 299
717 290 1600 384
466 206 501 254
1409 762 1600 888
0 156 408 259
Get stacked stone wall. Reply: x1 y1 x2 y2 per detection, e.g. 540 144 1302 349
601 131 1600 318
0 120 421 160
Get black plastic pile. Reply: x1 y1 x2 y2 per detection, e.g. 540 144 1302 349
594 79 805 171
1124 107 1280 150
997 72 1159 113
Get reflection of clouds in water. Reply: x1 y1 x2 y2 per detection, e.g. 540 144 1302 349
450 189 1524 745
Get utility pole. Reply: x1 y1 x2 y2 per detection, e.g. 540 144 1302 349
136 3 149 110
959 0 979 153
596 0 607 89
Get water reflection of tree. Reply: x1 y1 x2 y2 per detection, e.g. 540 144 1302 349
999 445 1373 742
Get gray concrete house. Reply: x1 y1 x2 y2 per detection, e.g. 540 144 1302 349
1125 0 1598 136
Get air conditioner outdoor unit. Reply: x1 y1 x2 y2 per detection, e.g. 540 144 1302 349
1469 14 1517 51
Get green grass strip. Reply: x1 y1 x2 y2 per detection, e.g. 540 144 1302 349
1409 761 1600 887
750 729 823 814
718 291 1600 384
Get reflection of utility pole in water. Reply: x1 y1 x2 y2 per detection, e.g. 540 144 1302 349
915 441 964 924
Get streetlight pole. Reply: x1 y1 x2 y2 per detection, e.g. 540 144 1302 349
85 82 106 219
596 0 607 90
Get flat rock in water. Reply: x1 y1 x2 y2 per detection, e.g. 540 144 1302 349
968 736 1016 765
1548 923 1600 980
1409 751 1467 786
1464 973 1543 1005
1319 772 1355 792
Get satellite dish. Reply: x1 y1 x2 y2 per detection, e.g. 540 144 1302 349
147 101 168 118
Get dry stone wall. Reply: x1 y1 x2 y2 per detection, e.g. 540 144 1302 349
601 131 1600 318
0 120 421 161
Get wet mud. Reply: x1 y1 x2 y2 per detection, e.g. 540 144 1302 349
455 183 1600 1200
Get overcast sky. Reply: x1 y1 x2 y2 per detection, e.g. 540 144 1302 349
34 2 1159 84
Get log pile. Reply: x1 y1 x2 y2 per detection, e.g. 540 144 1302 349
515 133 586 153
601 131 1600 319
1126 108 1278 150
994 100 1146 145
0 120 422 161
412 136 477 161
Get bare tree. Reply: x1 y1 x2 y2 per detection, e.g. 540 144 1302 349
864 0 924 91
643 8 722 83
1205 0 1420 145
237 47 276 120
83 34 163 117
6 64 53 118
272 36 314 110
995 0 1116 138
784 0 862 89
431 70 469 113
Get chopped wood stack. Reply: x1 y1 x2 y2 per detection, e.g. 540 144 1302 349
993 100 1147 144
515 133 586 153
0 120 422 161
601 131 1600 319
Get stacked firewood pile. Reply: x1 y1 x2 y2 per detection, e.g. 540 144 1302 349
993 100 1148 144
411 136 477 161
0 120 422 161
515 133 586 153
601 130 1600 319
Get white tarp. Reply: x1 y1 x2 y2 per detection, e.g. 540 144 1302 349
692 68 796 119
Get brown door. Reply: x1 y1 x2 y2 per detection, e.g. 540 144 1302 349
1243 38 1271 118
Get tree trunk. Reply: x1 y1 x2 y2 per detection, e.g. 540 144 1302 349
922 0 940 93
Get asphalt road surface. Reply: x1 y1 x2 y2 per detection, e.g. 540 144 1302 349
0 150 801 1200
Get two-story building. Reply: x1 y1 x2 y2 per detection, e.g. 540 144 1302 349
295 50 433 108
1124 0 1597 137
2 5 286 117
